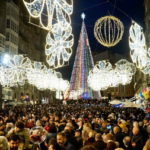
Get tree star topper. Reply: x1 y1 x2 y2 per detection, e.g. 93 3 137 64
81 13 86 20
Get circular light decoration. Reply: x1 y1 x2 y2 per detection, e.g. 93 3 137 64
94 15 124 47
45 23 74 68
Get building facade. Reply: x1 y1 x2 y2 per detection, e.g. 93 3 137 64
134 0 150 94
0 0 55 104
93 50 135 100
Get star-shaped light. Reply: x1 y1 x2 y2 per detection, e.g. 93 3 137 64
81 13 86 20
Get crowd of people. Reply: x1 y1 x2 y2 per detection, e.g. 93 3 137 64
0 100 149 150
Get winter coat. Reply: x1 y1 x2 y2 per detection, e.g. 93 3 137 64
7 128 30 149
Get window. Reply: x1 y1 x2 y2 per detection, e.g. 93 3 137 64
5 45 9 53
0 36 5 48
7 6 10 15
6 19 10 28
6 33 9 41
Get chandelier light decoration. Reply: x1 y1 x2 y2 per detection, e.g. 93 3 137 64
5 55 31 86
0 55 69 93
88 60 136 91
94 15 124 48
45 23 73 68
115 59 136 85
23 0 74 68
23 0 73 30
129 21 150 75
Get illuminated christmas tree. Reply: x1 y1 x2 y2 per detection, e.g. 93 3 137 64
70 13 101 100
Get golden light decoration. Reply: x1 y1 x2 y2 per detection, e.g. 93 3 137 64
94 15 124 47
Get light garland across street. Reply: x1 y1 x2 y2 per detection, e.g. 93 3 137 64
88 60 136 91
0 55 69 92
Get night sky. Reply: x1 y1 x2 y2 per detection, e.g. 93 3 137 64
57 0 145 80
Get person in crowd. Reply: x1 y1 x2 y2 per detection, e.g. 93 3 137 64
57 132 76 150
123 136 133 150
48 138 65 150
143 118 150 138
0 136 8 150
131 126 145 150
76 120 83 132
106 141 117 150
4 123 13 136
81 145 97 150
113 126 125 148
8 134 22 150
0 117 6 135
92 133 106 150
75 130 83 149
63 129 78 149
143 139 150 150
106 133 119 147
7 121 30 149
46 124 57 144
102 129 109 143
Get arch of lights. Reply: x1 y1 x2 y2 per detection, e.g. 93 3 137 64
88 60 136 91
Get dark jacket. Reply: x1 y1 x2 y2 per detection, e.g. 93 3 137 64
131 133 145 150
46 133 57 144
63 141 76 150
75 136 83 149
84 137 95 145
92 140 106 150
125 146 134 150
114 132 125 148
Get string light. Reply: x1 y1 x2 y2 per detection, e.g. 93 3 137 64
94 15 124 47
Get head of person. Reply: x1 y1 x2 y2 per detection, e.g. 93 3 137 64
88 130 96 139
123 136 131 148
15 121 24 132
6 123 13 129
49 138 62 150
106 133 113 141
36 120 41 126
81 145 97 150
9 135 20 150
113 126 120 134
132 127 139 135
57 132 67 146
106 141 117 150
49 124 57 133
122 127 128 134
75 130 81 137
0 117 4 125
143 118 149 125
144 139 150 150
78 121 83 127
95 133 102 141
133 121 139 128
64 125 72 131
